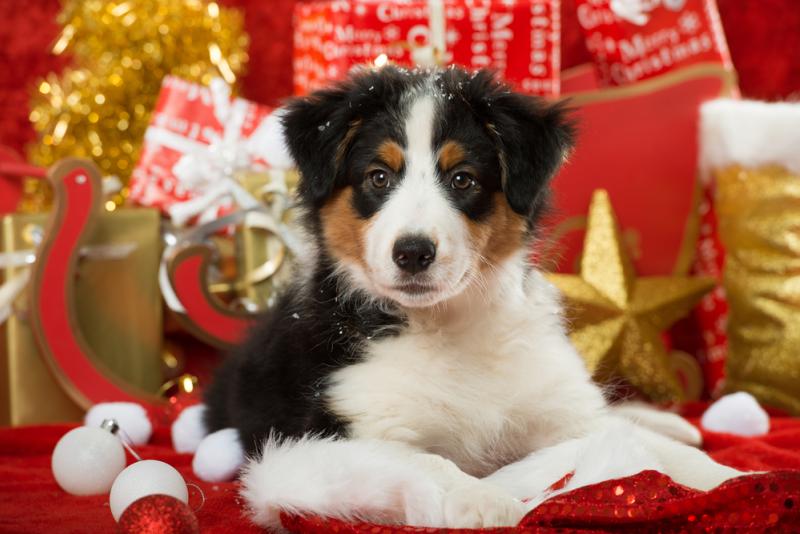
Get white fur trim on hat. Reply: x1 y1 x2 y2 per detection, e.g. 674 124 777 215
700 99 800 179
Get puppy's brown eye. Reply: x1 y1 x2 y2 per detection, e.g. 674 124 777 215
451 172 475 190
368 169 390 189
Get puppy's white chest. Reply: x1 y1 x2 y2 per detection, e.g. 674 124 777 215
325 328 533 475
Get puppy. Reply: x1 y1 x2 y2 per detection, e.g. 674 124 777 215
204 66 741 529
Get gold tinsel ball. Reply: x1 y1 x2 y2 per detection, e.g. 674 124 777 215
28 0 248 194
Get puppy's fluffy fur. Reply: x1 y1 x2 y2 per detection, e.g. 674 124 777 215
204 66 741 529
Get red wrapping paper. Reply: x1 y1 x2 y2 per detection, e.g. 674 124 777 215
128 76 281 222
294 0 561 97
574 0 732 86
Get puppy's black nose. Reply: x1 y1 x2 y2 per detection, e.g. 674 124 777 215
392 235 436 274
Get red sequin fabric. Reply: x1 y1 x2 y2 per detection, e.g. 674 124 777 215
283 470 800 533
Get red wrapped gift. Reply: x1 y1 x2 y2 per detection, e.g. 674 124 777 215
129 76 293 227
294 0 561 97
575 0 732 86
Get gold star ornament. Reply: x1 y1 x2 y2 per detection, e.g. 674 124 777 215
547 190 714 402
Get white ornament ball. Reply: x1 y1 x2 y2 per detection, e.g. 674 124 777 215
109 460 188 521
52 426 127 495
84 402 152 446
192 428 244 482
701 391 770 437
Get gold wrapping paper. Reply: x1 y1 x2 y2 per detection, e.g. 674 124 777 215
28 0 248 188
716 165 800 414
0 208 162 425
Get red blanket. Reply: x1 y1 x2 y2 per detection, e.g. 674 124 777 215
1 410 799 533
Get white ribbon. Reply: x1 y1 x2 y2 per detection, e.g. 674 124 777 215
0 270 30 325
0 243 137 325
158 177 305 314
143 78 294 227
610 0 686 26
411 0 446 67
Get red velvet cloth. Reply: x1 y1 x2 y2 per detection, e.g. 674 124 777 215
1 413 799 533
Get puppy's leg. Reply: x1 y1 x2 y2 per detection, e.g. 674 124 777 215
485 419 661 508
632 423 744 490
486 417 742 511
240 435 448 530
484 438 584 502
611 401 702 446
410 453 527 528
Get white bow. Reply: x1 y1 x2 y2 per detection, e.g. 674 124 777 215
144 78 293 227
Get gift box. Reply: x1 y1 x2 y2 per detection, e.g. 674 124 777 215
574 0 732 86
129 76 293 228
0 208 162 425
294 0 561 97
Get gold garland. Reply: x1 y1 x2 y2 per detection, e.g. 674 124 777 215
27 0 248 209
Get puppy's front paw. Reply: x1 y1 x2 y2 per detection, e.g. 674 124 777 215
442 482 526 528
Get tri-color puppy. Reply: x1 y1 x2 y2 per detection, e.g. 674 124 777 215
204 66 741 529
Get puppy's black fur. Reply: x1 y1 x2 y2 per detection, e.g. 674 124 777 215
203 67 574 455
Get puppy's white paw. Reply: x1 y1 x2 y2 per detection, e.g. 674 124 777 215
192 428 245 482
442 482 526 528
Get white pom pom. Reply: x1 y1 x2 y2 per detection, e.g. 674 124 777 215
84 402 152 446
172 404 209 454
192 428 245 482
109 460 188 521
51 427 127 495
701 392 770 437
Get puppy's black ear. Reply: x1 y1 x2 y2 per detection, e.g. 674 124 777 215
281 85 357 206
470 72 575 217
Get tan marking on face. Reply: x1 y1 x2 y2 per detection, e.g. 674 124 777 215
376 140 404 172
320 186 368 267
335 120 363 168
465 193 527 269
438 140 466 171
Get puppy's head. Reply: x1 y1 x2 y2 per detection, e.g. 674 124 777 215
283 66 574 308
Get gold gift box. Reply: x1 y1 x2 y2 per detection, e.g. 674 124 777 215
0 208 163 425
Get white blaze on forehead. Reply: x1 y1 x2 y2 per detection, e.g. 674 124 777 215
362 91 472 293
383 94 455 237
405 94 437 174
